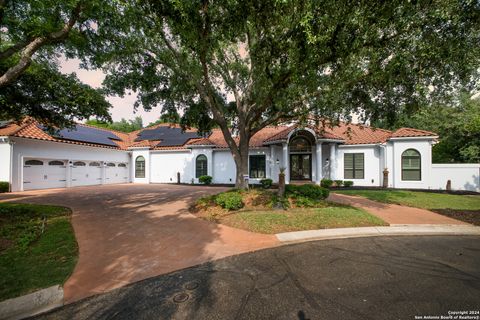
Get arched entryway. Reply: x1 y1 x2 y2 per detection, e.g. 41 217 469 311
289 130 315 181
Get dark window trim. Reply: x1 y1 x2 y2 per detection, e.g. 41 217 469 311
196 154 208 178
401 149 421 181
344 153 364 179
135 156 146 178
249 155 267 179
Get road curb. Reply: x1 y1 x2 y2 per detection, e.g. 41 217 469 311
0 285 63 320
275 224 480 243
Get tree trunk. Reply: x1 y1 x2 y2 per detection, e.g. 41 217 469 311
233 133 251 189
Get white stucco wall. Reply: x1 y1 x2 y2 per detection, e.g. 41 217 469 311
337 145 382 186
0 140 11 183
430 164 480 192
212 150 236 184
390 139 433 189
10 137 130 191
150 150 194 183
131 149 150 184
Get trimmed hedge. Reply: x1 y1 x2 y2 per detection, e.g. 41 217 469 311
199 175 213 185
215 191 244 210
334 180 343 187
343 181 354 187
286 184 329 200
260 178 273 189
0 182 9 193
320 179 333 188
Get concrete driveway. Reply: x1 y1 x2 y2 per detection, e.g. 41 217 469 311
0 184 278 302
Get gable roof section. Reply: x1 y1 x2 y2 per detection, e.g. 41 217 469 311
1 118 438 150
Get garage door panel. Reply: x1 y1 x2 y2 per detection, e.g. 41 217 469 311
106 162 128 184
23 158 67 190
71 161 103 187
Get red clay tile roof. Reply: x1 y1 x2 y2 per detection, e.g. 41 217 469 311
1 118 438 150
391 127 438 138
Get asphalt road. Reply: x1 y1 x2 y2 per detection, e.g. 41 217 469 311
34 236 480 320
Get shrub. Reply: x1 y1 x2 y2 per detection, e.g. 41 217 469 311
343 181 354 187
215 191 244 210
294 196 316 207
320 179 333 188
0 181 9 193
286 184 329 200
199 175 213 185
260 178 273 189
334 180 343 187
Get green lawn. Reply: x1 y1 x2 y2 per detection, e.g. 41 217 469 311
333 190 480 210
220 204 387 234
0 203 78 301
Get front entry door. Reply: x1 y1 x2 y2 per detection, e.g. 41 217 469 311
290 154 312 180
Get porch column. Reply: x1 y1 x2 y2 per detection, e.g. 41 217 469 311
282 142 289 183
315 142 323 184
329 143 337 180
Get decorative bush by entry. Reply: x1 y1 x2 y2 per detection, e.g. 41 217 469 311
343 181 354 187
286 184 329 200
215 191 244 210
0 181 9 193
334 180 344 187
320 179 334 188
260 178 273 189
199 175 213 185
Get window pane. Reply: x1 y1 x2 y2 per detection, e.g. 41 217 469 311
196 155 207 178
344 170 354 179
344 154 354 169
354 154 364 169
135 156 145 178
344 153 364 179
402 149 421 181
249 155 266 178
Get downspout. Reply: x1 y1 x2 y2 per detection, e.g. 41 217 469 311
9 139 14 192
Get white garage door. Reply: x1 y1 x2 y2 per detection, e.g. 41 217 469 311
71 161 103 187
23 159 67 190
105 162 128 184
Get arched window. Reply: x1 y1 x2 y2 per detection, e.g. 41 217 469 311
135 156 145 178
402 149 421 181
106 163 116 167
73 161 86 166
118 163 127 168
25 159 43 166
289 136 312 153
196 154 208 178
48 160 64 166
89 162 100 167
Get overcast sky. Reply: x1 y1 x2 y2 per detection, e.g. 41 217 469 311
60 58 160 125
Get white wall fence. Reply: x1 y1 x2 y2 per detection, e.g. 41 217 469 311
430 164 480 192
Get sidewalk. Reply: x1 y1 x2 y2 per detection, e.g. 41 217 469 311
328 193 468 225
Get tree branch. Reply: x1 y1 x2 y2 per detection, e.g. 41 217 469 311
0 1 83 88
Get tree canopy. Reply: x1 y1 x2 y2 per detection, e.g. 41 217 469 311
376 93 480 163
0 0 115 126
85 116 143 133
88 0 479 187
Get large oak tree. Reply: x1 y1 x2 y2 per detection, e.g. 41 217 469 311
86 0 478 188
0 0 114 126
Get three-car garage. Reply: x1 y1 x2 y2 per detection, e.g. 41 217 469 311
22 158 129 190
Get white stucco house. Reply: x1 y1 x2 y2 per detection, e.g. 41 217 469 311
0 119 478 192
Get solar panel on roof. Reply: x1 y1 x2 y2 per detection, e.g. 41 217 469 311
0 120 12 129
135 126 201 147
42 125 121 147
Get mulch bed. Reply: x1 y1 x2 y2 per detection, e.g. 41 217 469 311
432 209 480 226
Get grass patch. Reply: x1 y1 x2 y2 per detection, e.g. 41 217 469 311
0 203 78 301
333 189 480 211
221 205 387 234
192 189 387 234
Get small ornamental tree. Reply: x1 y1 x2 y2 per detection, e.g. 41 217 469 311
87 0 479 189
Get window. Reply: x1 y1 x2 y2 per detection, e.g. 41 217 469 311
344 153 364 179
196 154 208 178
73 161 86 166
289 136 312 153
89 162 100 167
118 163 127 168
48 160 64 166
107 163 116 167
135 156 145 178
25 159 43 166
249 155 266 178
402 149 421 181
